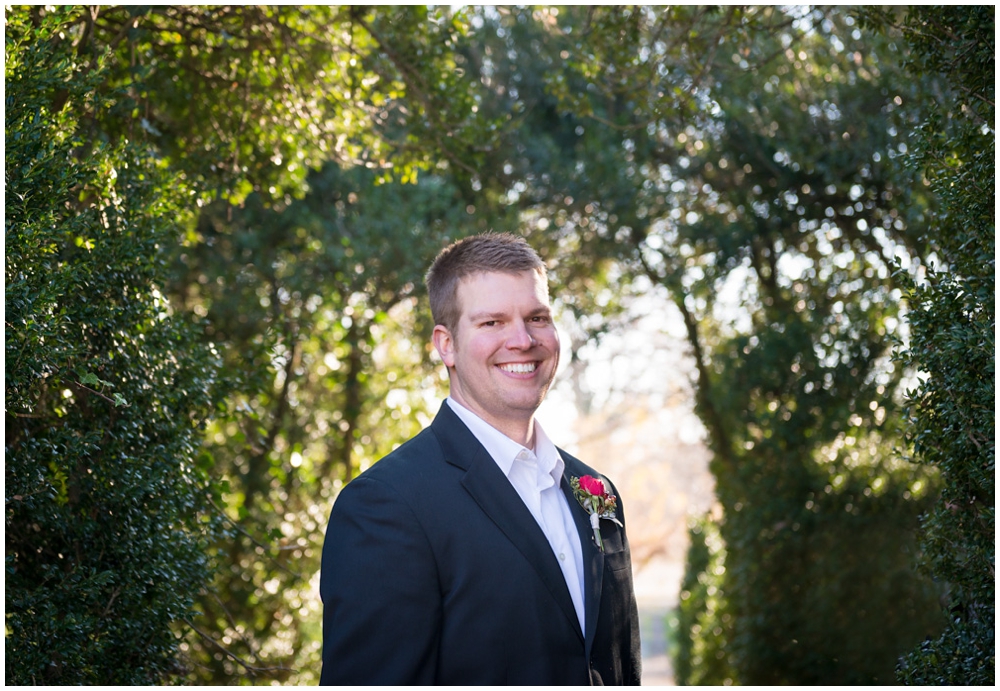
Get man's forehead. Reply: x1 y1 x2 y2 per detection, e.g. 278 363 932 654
455 270 551 312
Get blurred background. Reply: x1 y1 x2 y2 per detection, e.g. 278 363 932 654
6 5 993 685
537 305 717 685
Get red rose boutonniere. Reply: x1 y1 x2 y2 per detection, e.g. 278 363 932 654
571 475 623 552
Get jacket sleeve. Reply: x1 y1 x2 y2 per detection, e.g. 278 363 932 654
319 475 441 685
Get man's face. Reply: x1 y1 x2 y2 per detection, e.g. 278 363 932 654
433 270 560 434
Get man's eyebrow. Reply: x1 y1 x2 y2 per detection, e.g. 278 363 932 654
467 306 551 321
467 310 508 322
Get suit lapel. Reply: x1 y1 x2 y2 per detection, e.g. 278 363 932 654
560 457 604 655
430 405 584 642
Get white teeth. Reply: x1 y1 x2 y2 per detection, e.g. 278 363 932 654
500 362 536 374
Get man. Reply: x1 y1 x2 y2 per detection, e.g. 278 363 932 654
320 233 641 685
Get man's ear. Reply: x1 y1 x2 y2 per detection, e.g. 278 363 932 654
432 324 456 368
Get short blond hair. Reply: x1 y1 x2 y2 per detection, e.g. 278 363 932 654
425 233 546 334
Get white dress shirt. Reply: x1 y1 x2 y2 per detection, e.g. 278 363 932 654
446 397 586 633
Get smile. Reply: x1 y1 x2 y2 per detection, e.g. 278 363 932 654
498 362 537 374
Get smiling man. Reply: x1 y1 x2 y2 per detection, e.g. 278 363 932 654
320 233 641 685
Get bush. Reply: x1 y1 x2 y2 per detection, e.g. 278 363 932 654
887 5 995 684
674 517 735 686
676 469 944 685
5 8 221 683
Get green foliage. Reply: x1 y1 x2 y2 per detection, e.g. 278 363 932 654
60 5 499 204
166 163 493 682
700 467 942 685
416 8 949 682
864 5 995 684
674 517 734 685
655 8 950 680
443 6 712 328
8 5 988 685
5 7 221 683
6 6 498 682
503 6 950 683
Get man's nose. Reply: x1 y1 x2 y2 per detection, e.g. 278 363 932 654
505 321 535 350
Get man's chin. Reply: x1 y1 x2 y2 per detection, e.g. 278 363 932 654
500 391 549 415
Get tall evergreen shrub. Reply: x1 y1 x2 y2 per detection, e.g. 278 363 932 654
5 8 221 683
886 5 995 684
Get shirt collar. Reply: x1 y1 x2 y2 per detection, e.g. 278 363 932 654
446 397 564 483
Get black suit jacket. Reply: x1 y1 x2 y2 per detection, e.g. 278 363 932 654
320 403 642 685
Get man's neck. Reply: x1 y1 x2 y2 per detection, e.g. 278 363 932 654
447 397 536 449
502 418 535 450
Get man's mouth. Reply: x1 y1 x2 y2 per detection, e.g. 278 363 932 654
498 362 537 374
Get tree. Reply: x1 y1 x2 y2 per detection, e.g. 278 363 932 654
57 5 499 203
6 5 494 683
167 164 497 681
9 5 983 684
618 8 946 683
860 6 994 684
5 7 221 683
461 5 948 683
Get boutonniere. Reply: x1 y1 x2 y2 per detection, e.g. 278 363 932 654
571 475 623 552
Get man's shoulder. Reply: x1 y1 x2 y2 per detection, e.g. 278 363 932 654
354 424 443 481
332 416 466 519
